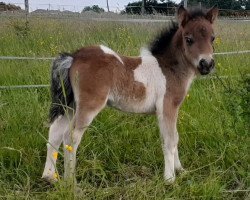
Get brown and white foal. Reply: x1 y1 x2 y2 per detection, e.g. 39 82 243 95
42 6 218 184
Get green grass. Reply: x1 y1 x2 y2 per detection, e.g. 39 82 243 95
0 16 249 199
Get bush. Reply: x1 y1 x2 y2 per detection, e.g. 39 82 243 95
82 5 105 13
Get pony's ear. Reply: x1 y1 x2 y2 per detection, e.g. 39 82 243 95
177 5 189 27
206 5 219 23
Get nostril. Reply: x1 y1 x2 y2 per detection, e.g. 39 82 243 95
199 59 206 67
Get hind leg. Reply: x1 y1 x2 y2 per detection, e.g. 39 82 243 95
63 93 108 182
42 114 72 182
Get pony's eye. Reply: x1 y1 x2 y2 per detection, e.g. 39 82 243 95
185 37 194 46
211 36 215 42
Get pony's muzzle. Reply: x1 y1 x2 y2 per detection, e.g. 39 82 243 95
198 58 215 75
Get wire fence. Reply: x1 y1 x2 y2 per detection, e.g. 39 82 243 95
0 49 249 90
0 8 249 91
0 50 250 61
1 76 249 90
0 56 54 61
0 84 49 90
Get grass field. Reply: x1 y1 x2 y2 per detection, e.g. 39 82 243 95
0 16 249 199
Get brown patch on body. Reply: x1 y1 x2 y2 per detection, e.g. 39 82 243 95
111 55 146 103
69 46 145 113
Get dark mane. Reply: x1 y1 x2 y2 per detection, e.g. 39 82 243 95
150 21 179 56
149 8 208 56
188 7 207 20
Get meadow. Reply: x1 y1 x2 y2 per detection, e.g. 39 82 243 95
0 15 249 199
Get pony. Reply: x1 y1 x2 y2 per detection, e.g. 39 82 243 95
42 5 218 184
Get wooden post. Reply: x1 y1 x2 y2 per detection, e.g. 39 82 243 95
106 0 110 12
141 0 146 15
24 0 29 36
24 0 29 13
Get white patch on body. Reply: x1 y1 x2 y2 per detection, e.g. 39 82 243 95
133 48 166 113
140 47 152 56
100 45 124 64
108 48 166 114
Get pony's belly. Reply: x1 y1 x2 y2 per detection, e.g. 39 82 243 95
107 94 156 114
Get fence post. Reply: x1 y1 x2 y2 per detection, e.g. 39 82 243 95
184 0 188 8
24 0 29 13
24 0 29 29
106 0 110 12
141 0 145 15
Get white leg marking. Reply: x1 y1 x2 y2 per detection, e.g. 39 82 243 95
63 108 105 181
174 146 184 172
158 113 176 183
100 45 124 64
64 129 85 182
173 132 184 172
42 115 71 182
156 94 180 184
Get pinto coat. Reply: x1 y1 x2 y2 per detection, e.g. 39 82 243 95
42 6 218 184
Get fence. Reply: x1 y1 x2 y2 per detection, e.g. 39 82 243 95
1 2 250 18
125 6 250 17
0 49 249 90
0 9 249 90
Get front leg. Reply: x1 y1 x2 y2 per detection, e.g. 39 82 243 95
157 97 181 183
174 133 184 173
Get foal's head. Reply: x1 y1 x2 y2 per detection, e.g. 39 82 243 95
177 6 218 75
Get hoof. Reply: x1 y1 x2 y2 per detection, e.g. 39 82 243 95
164 175 175 184
41 174 58 184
